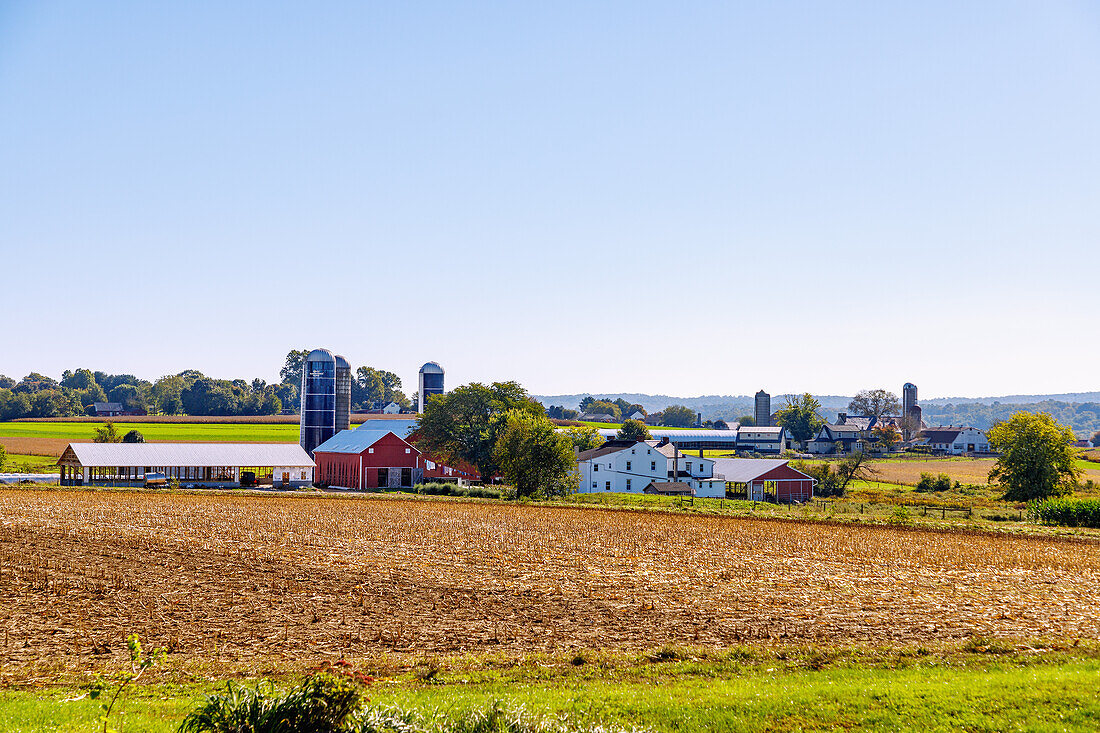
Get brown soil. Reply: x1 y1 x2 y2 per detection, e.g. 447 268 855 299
1 491 1098 680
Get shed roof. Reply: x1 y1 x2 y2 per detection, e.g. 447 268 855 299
92 402 124 412
711 458 797 483
59 443 313 468
644 481 695 495
314 429 410 455
918 428 965 444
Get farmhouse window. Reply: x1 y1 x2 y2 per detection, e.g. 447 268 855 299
405 448 411 454
626 461 631 470
626 479 631 490
605 481 611 490
368 448 374 454
594 464 598 472
650 461 656 470
592 482 597 488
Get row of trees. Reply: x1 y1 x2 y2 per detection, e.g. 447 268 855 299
0 369 291 420
0 350 418 421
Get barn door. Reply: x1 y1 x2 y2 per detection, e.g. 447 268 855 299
387 469 401 489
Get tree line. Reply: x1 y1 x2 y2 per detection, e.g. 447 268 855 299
0 349 414 420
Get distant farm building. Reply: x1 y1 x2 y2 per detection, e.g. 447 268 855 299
915 427 990 455
595 428 740 451
735 426 788 454
56 443 314 488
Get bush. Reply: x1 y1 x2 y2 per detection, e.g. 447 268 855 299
415 482 509 500
915 472 953 492
1028 498 1100 528
180 673 363 733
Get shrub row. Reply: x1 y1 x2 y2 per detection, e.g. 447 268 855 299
415 482 510 500
1028 497 1100 528
915 472 954 492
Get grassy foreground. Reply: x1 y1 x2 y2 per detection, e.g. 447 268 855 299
2 650 1099 732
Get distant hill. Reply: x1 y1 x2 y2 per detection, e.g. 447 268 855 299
533 392 1100 437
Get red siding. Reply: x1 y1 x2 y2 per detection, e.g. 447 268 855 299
750 464 815 502
313 431 475 488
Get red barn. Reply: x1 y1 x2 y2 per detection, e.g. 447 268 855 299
712 458 815 503
313 428 474 490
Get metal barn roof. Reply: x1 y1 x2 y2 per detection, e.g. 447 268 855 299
60 443 314 468
314 429 407 455
711 458 795 483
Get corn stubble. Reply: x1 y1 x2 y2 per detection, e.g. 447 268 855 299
0 490 1098 678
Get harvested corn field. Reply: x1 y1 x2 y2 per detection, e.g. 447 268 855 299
1 490 1099 679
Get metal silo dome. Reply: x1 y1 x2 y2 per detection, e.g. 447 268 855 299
418 361 445 413
420 361 444 374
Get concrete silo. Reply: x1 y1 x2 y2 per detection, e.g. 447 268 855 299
418 362 445 413
334 355 352 433
754 390 771 427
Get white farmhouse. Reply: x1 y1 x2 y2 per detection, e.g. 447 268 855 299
577 438 725 498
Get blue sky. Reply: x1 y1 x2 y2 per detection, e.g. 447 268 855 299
2 2 1097 399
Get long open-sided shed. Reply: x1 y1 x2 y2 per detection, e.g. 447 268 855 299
56 443 314 488
711 458 815 503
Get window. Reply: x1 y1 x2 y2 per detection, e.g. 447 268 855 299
405 448 411 454
368 448 374 454
631 449 635 454
605 481 611 490
686 462 692 472
594 464 599 472
650 461 656 470
592 481 597 488
626 461 631 470
626 479 631 490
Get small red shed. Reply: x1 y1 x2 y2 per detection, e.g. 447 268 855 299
713 458 816 503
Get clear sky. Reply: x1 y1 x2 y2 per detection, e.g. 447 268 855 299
2 2 1097 400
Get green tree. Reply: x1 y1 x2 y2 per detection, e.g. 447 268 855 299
988 412 1080 501
661 405 696 427
416 381 545 482
775 393 825 443
94 421 122 443
563 425 603 451
121 429 145 443
280 349 311 386
493 410 578 498
616 419 651 442
848 389 901 419
736 415 756 427
582 399 621 420
151 375 186 415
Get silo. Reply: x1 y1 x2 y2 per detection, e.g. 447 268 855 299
754 390 771 427
418 362 445 413
334 355 352 433
300 348 337 456
902 383 918 418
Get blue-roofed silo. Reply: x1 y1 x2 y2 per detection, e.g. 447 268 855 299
418 362 445 413
300 348 337 456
